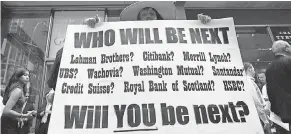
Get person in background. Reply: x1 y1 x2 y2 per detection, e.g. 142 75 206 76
47 47 63 91
257 70 270 106
256 70 271 109
35 97 48 134
244 62 272 134
1 68 36 134
266 40 291 133
258 70 274 132
36 89 54 134
257 70 267 90
45 47 61 134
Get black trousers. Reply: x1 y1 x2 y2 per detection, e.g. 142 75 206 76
37 115 51 134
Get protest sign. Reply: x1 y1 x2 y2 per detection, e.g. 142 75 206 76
48 18 264 134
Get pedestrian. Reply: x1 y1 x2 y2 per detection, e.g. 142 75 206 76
257 70 266 90
257 70 271 111
266 40 291 133
1 68 36 134
244 62 272 134
36 89 54 134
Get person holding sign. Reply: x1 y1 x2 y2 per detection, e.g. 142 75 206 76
48 1 211 90
84 1 211 28
46 8 269 134
244 62 272 134
1 68 36 134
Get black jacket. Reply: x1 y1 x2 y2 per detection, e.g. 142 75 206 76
266 55 291 123
47 48 63 90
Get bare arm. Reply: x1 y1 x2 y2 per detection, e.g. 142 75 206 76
3 88 23 119
3 88 34 119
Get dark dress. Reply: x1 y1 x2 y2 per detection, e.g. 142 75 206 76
1 88 26 134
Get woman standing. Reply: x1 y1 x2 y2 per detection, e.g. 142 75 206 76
1 68 36 134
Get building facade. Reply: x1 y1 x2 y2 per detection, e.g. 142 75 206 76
1 1 291 133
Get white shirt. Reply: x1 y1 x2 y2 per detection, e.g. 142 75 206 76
0 96 4 118
246 76 269 124
41 89 55 123
262 85 269 101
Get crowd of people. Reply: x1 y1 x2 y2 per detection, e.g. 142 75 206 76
244 40 291 134
1 1 290 134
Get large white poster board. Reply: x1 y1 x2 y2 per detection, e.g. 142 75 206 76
48 18 264 134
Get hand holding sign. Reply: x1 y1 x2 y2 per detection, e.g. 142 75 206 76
49 19 264 134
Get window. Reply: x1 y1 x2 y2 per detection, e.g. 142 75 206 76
236 27 273 71
106 9 122 22
1 10 50 134
270 26 291 44
48 11 105 59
